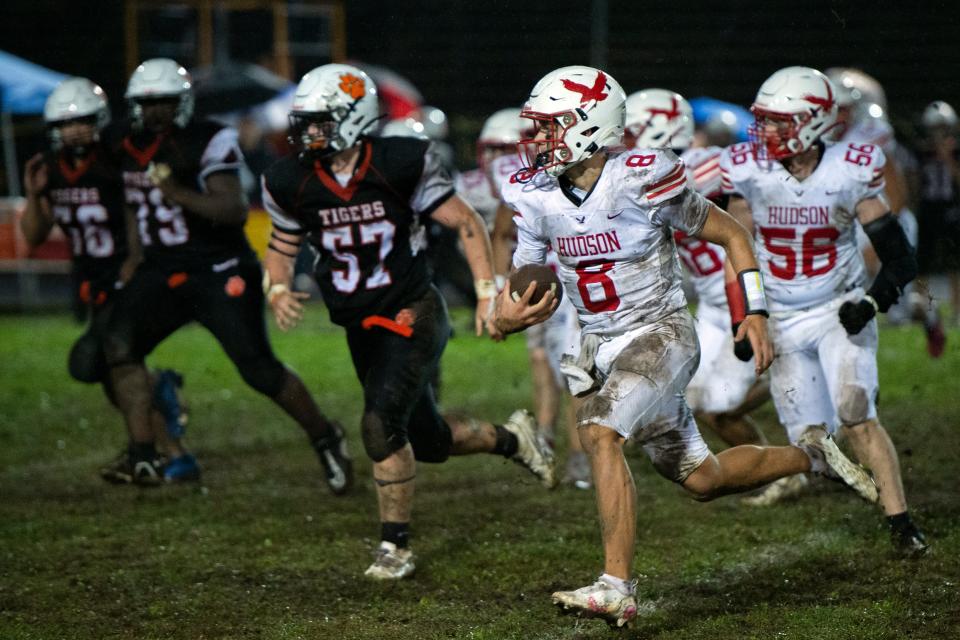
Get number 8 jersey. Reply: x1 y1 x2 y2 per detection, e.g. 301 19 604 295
502 149 711 339
720 141 885 313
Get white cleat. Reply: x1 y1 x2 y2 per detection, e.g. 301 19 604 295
741 473 809 507
552 579 639 628
797 426 879 504
504 409 557 488
364 541 415 580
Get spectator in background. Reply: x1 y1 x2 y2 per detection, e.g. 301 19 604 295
917 101 960 325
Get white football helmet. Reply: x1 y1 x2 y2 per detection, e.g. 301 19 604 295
624 88 694 150
477 107 525 173
44 77 110 152
289 63 380 159
922 100 958 130
418 105 449 140
380 118 429 139
126 58 194 129
518 65 626 177
824 67 887 140
750 66 838 161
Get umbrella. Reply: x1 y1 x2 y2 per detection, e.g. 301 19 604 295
191 62 292 117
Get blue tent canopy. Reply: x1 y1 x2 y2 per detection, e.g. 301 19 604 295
0 50 67 114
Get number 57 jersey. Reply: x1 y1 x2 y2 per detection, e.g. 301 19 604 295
502 149 712 339
720 141 885 313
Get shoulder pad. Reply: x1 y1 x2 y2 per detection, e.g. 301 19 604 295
612 148 686 205
719 142 757 194
830 141 886 186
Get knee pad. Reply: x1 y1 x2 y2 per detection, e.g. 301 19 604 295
361 411 407 462
837 384 871 425
68 332 106 384
237 357 286 397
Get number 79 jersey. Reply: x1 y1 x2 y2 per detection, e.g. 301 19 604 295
502 149 711 338
720 141 885 312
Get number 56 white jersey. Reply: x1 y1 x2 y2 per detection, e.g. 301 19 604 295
720 141 885 313
501 149 712 339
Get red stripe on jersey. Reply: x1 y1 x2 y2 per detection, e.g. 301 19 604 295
647 174 687 201
122 134 165 168
693 158 720 178
647 163 686 192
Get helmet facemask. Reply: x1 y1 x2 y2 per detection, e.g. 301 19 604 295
288 111 349 161
130 94 194 133
48 115 101 158
518 110 589 178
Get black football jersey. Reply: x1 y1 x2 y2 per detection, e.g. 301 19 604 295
43 146 127 285
262 136 455 326
116 120 252 270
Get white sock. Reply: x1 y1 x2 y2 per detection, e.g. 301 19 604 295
599 573 634 595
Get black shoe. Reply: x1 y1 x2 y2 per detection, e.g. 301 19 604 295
312 424 353 495
99 448 165 487
893 524 930 558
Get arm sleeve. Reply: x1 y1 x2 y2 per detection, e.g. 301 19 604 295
261 174 304 235
410 142 455 217
199 127 245 182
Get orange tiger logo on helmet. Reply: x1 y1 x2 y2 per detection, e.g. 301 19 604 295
339 73 365 100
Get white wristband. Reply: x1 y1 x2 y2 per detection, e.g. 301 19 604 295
738 269 768 317
266 283 290 304
475 278 497 300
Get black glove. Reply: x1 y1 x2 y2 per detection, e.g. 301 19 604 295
838 299 877 335
732 322 754 362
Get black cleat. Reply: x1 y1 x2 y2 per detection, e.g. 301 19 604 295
893 525 930 558
312 424 353 495
100 448 165 487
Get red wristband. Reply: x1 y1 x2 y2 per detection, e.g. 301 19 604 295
725 279 746 325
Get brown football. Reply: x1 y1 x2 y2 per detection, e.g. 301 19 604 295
509 264 563 305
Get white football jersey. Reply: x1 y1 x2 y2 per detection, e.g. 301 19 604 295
502 149 711 338
677 146 727 308
842 117 895 155
720 140 885 312
455 168 499 229
488 153 525 199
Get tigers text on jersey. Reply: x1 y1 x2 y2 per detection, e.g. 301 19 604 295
262 136 455 327
115 120 250 270
676 145 727 308
502 148 711 338
42 147 127 285
720 140 885 312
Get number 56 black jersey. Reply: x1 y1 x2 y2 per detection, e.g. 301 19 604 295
262 136 455 327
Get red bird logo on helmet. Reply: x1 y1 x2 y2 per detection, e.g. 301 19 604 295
647 96 682 121
802 79 835 113
561 72 609 106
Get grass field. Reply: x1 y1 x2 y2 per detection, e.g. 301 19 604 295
1 307 959 640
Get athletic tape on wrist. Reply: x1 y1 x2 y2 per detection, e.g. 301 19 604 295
475 278 497 300
738 268 769 317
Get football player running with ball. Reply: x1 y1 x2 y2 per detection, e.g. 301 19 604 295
102 59 351 491
493 66 878 628
720 66 928 556
261 65 555 581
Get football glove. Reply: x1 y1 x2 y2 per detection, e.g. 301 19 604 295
839 298 877 335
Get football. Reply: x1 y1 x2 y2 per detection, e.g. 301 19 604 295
509 264 563 305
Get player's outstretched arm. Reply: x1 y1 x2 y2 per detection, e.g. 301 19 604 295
20 153 54 247
263 228 309 332
149 167 248 226
696 202 773 374
430 194 501 339
839 196 919 335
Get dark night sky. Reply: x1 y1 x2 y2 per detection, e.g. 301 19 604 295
2 1 959 157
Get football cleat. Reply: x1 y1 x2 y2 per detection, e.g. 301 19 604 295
741 473 809 507
562 451 592 490
364 541 415 580
163 453 201 483
552 579 639 628
312 424 353 495
503 409 557 488
100 450 164 487
797 426 878 504
153 369 188 439
893 524 930 558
